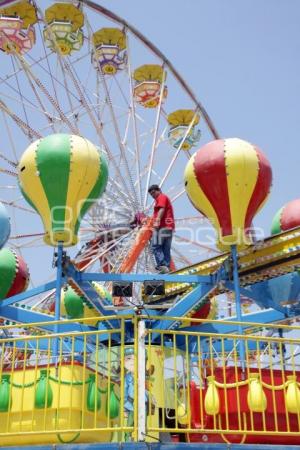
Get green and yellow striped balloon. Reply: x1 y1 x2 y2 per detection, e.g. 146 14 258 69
18 134 108 246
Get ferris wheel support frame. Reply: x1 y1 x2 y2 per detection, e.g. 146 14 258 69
82 0 220 140
0 240 293 360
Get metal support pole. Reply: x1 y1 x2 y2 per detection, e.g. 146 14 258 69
137 319 146 441
54 242 64 362
231 244 245 371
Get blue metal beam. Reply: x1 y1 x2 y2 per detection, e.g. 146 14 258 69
80 272 213 283
1 305 95 334
67 263 214 284
225 281 288 314
68 279 120 329
183 308 286 335
0 280 56 308
151 283 216 335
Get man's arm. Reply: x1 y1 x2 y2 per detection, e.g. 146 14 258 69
153 207 165 228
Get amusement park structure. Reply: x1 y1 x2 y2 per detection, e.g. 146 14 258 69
0 1 300 450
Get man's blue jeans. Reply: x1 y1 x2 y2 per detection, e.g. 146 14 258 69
152 227 173 268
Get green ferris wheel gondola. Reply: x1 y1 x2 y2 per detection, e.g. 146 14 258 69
18 134 108 247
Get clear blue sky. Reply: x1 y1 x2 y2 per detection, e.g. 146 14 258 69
99 0 300 234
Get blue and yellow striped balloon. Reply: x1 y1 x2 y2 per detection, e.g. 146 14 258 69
18 134 108 246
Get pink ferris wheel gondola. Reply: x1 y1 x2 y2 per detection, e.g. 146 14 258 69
0 1 37 54
0 16 35 54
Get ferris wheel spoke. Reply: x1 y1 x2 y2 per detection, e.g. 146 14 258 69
0 199 34 214
3 193 35 207
170 188 185 203
35 5 90 134
9 233 44 241
175 216 211 227
27 52 77 105
76 229 135 271
107 230 139 273
62 56 137 203
1 90 54 127
171 247 192 266
95 71 116 120
10 56 34 137
0 168 17 177
122 110 131 149
174 234 219 254
10 235 44 249
1 109 19 162
52 59 82 133
159 109 200 191
143 67 166 208
35 21 60 108
113 69 132 107
86 22 139 209
126 33 142 205
105 181 135 210
2 88 62 136
12 55 57 134
0 98 41 139
14 52 80 134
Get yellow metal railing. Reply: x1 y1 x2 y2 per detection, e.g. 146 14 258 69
0 316 136 446
1 315 300 445
145 316 300 445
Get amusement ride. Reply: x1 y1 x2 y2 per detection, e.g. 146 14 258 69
0 1 300 448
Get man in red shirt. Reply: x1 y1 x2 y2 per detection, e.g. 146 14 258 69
148 184 175 273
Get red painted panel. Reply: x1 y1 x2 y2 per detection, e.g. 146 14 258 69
191 301 211 325
244 147 272 229
281 199 300 231
193 140 232 236
7 254 29 297
189 367 300 445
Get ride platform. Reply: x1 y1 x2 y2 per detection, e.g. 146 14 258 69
3 443 300 450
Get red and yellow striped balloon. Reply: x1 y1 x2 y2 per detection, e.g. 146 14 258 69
184 138 272 250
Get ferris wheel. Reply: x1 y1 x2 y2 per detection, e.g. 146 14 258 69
0 0 221 309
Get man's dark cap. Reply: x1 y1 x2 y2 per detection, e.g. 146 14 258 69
148 184 160 193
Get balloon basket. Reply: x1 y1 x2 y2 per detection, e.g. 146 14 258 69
189 366 300 445
0 362 112 446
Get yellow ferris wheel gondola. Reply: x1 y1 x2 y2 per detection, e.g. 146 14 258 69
167 109 201 151
43 3 84 56
92 28 127 75
0 1 36 54
0 1 37 28
133 64 167 108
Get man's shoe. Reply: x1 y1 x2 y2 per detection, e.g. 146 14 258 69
157 265 169 274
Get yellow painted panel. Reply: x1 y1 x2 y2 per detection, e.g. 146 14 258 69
224 138 258 246
0 364 111 445
65 135 100 234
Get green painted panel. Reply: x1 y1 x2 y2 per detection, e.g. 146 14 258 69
75 152 108 234
0 248 16 299
36 134 71 232
271 207 283 235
